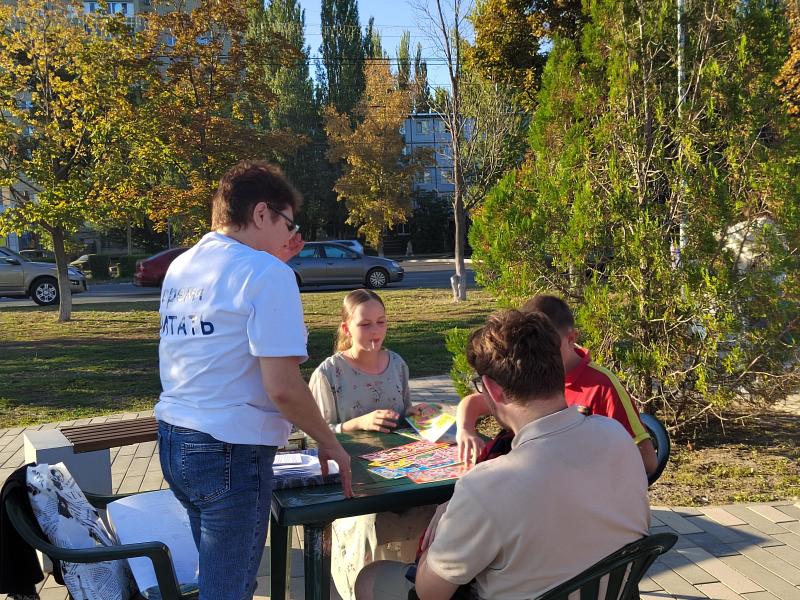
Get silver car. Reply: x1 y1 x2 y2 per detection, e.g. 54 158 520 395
0 247 87 305
289 242 404 289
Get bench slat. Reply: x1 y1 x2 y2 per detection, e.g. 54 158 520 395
62 417 158 453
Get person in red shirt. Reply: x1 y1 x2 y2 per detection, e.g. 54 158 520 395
456 295 658 477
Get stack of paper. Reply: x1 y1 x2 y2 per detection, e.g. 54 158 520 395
272 449 340 489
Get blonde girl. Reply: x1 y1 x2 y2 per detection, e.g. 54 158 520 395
309 289 432 600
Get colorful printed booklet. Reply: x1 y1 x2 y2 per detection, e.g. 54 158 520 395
405 403 457 443
361 440 465 483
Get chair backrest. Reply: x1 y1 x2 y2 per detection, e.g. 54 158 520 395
535 533 678 600
639 413 671 485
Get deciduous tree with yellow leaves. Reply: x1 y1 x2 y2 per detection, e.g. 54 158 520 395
324 60 426 255
0 0 163 321
142 0 304 241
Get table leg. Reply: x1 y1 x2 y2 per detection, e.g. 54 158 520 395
303 523 332 600
269 514 292 600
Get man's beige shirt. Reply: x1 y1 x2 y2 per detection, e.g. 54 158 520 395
426 408 650 599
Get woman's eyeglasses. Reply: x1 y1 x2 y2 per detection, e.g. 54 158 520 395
471 374 485 394
268 205 300 235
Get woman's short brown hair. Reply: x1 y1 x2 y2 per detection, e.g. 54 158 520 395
211 160 302 230
467 310 565 404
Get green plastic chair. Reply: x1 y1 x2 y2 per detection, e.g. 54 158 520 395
535 532 678 600
4 486 196 600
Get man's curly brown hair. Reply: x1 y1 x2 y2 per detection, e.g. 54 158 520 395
466 310 565 405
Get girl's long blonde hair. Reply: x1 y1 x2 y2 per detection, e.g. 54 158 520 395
335 289 385 353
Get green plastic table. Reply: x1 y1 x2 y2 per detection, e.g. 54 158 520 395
269 431 457 600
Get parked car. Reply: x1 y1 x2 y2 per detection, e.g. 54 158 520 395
325 239 365 255
0 247 87 305
133 247 189 287
19 249 55 261
289 242 403 289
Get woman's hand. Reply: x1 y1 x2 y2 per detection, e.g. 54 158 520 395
420 501 449 552
343 409 400 433
276 233 304 263
456 428 485 469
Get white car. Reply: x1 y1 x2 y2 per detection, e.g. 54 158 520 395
0 247 87 305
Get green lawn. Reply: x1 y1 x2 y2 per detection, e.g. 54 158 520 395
0 289 497 428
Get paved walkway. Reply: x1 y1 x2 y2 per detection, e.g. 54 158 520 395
2 377 800 599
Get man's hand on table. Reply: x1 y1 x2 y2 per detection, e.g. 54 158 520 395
317 438 353 498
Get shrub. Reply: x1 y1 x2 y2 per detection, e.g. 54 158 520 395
87 254 111 279
117 255 148 278
445 327 475 398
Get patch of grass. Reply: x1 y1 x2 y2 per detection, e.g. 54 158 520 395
0 289 496 428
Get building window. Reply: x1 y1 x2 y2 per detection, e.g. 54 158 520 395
416 120 432 135
440 169 453 184
435 119 447 133
415 169 433 184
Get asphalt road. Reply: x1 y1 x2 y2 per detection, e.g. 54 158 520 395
0 261 476 308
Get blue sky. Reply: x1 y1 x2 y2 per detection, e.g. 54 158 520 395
296 0 471 89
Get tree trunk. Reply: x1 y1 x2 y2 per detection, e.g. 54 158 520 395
451 192 467 301
127 221 132 255
51 227 73 322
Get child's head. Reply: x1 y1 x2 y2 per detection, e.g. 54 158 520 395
521 295 578 366
335 289 387 353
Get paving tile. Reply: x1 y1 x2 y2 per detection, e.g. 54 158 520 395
135 440 157 458
639 575 664 592
729 525 786 547
118 475 144 494
725 506 792 536
703 507 748 527
640 594 677 600
741 592 781 600
774 505 800 521
747 505 798 524
652 509 705 534
770 532 800 552
721 554 800 599
763 544 800 573
695 582 748 600
728 543 800 586
778 521 800 535
647 561 710 598
677 547 763 594
688 515 750 544
658 549 719 584
683 532 741 557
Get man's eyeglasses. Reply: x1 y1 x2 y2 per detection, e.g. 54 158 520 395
268 204 300 235
471 374 485 394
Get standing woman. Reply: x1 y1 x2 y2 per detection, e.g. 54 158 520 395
155 160 352 600
309 289 433 600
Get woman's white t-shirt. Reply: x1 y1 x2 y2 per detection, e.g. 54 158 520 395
155 231 308 446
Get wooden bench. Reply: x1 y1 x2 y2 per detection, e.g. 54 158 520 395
60 416 308 454
61 417 159 453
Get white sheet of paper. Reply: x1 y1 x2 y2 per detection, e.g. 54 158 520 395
273 453 304 466
107 490 199 595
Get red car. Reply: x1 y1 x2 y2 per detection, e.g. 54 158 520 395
133 247 189 287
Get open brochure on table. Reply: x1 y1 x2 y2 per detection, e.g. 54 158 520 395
405 403 457 443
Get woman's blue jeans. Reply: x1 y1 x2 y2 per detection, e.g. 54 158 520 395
157 421 277 600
